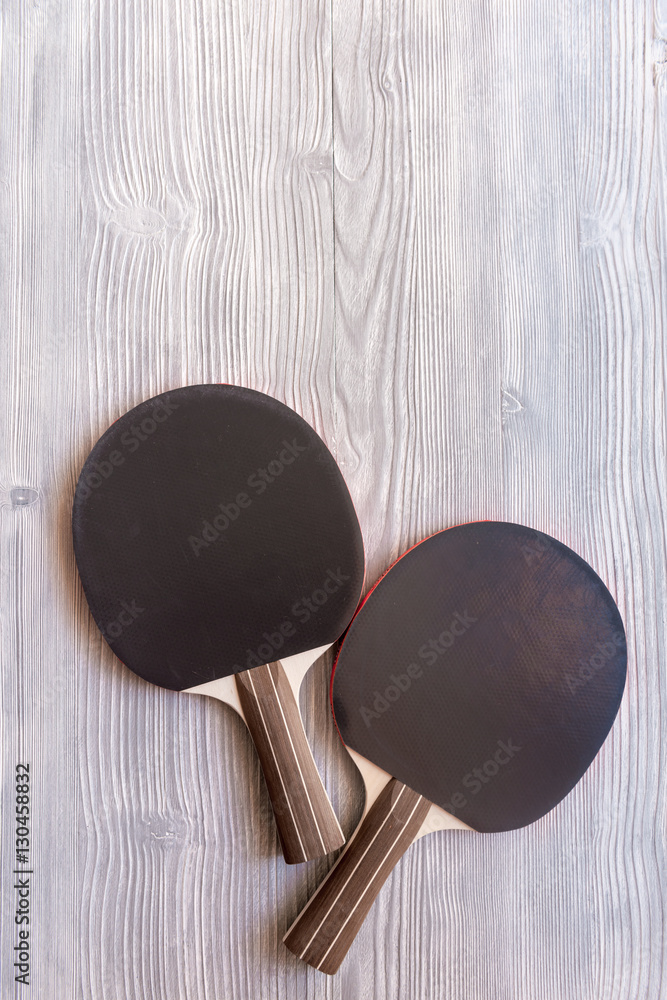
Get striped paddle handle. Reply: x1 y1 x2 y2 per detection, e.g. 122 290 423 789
283 778 431 972
234 661 345 864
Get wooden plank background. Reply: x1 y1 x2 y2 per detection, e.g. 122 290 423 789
1 0 665 996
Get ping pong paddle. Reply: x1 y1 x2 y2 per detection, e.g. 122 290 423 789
284 521 626 970
72 384 365 864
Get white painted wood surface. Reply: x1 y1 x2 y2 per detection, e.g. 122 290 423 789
1 0 664 996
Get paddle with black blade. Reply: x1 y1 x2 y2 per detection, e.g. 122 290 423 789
283 521 626 970
72 384 365 864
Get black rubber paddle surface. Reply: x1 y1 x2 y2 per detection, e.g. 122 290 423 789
73 384 365 690
332 522 626 833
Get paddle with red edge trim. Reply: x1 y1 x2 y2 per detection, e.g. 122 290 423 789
283 521 626 970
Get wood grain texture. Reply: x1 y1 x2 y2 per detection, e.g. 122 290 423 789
0 0 664 997
321 0 666 996
235 661 345 864
284 780 430 974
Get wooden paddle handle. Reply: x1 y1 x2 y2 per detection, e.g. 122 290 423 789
283 778 430 972
234 661 345 864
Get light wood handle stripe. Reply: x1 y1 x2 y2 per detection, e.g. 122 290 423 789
234 661 345 864
283 778 430 972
